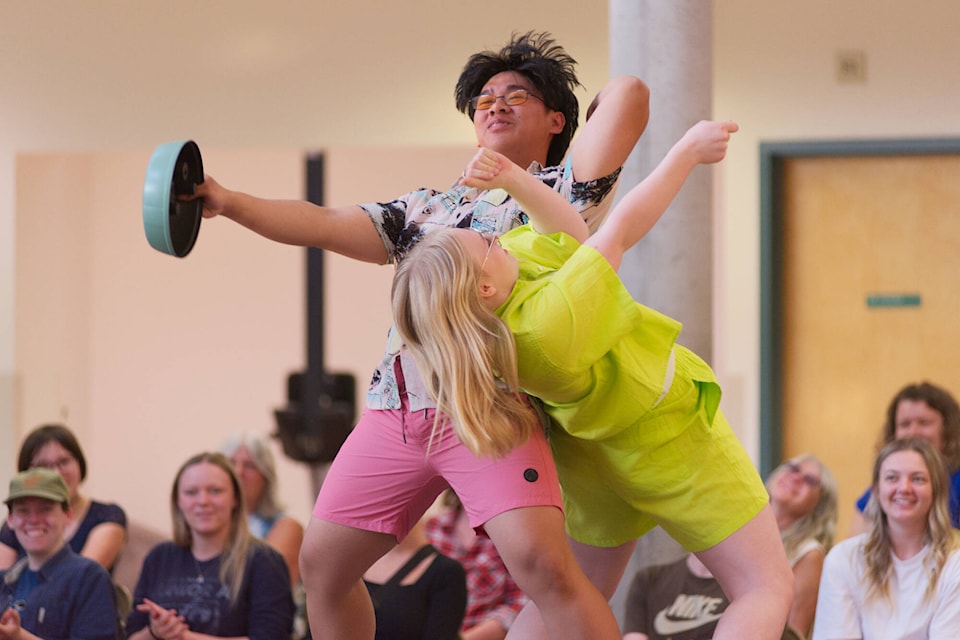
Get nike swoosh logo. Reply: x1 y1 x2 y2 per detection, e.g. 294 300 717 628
654 609 724 634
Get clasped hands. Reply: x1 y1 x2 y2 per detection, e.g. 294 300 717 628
0 607 24 640
138 598 189 640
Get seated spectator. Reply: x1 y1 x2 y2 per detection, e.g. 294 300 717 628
622 551 811 640
364 517 467 640
622 553 727 640
766 453 838 638
0 468 120 640
426 490 528 639
849 382 960 535
220 433 304 585
0 424 127 574
813 438 960 639
221 432 307 638
126 452 294 639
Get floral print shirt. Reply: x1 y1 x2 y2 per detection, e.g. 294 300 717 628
360 160 621 411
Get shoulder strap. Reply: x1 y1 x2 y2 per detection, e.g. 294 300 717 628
370 544 436 608
2 556 29 586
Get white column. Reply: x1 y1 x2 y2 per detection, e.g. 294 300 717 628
607 0 715 626
611 0 714 361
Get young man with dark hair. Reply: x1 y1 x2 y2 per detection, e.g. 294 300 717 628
0 468 119 640
455 31 583 169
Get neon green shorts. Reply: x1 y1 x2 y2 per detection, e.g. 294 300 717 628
550 371 768 551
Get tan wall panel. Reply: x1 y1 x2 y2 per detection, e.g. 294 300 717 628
14 145 471 533
781 155 960 537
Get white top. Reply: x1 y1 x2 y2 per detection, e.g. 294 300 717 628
788 537 824 567
813 534 960 640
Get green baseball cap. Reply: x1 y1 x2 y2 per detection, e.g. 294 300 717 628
5 468 70 506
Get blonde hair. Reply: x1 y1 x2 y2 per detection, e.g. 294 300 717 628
219 432 284 519
392 229 538 458
861 438 960 603
767 453 838 560
171 451 260 603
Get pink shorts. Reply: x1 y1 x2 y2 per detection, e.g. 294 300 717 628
313 399 562 541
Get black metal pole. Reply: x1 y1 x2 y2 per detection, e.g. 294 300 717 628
304 153 325 447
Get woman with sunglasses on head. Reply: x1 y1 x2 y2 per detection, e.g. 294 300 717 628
126 452 294 640
0 424 127 574
392 120 794 640
813 439 960 639
766 454 838 638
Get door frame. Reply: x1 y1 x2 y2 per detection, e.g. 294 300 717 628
758 137 960 476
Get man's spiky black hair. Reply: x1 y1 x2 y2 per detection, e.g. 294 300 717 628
455 31 582 167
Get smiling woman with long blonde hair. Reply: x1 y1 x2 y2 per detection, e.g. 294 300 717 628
125 452 295 640
813 439 960 639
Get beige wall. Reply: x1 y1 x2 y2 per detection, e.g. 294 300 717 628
16 150 310 530
15 144 476 532
0 0 613 499
3 1 960 530
712 2 960 463
0 0 611 524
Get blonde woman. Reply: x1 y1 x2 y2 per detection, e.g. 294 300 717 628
393 124 794 640
766 454 838 637
813 439 960 639
126 452 294 639
849 382 960 536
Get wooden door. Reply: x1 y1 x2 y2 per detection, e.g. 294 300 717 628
779 154 960 537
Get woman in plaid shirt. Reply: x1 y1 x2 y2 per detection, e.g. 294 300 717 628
426 491 528 639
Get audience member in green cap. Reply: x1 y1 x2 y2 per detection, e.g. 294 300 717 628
0 467 120 640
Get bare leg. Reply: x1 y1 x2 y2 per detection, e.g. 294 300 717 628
508 601 548 638
696 505 793 640
299 517 396 640
568 536 638 599
508 535 636 638
483 506 620 640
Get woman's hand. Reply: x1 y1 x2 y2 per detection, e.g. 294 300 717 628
137 598 188 640
460 147 512 189
679 119 739 165
0 607 23 640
